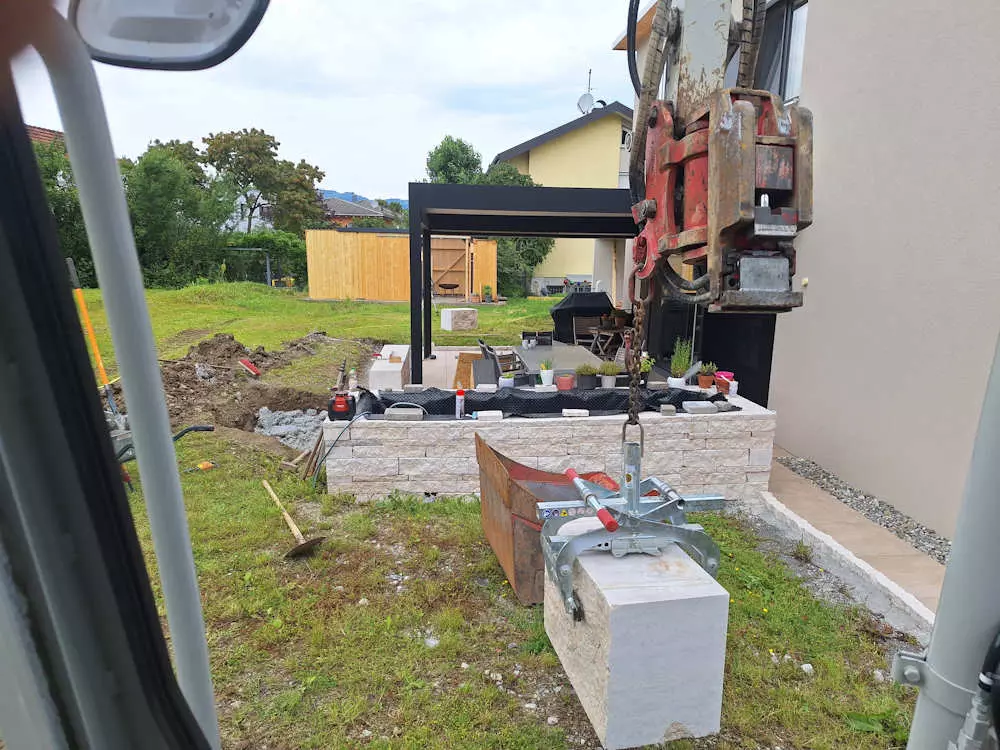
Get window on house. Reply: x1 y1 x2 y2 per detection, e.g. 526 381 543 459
723 0 808 102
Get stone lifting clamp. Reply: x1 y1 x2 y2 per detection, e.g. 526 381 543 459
538 436 723 620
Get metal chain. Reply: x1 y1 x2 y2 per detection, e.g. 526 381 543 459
626 298 646 427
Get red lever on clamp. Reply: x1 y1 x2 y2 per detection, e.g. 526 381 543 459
565 469 619 532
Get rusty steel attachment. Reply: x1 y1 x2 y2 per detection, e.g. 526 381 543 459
634 88 813 313
539 441 722 620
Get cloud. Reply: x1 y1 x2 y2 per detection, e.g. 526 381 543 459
13 0 635 198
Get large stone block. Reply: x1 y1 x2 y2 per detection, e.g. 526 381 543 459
544 534 729 749
440 307 479 331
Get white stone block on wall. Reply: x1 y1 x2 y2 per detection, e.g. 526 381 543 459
544 540 729 749
440 307 478 331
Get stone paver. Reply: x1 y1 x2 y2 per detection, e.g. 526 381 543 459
769 451 945 611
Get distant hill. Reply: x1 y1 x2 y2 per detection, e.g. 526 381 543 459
320 189 408 210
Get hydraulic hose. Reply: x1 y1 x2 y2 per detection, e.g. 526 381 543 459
628 0 672 208
978 627 1000 732
626 0 642 99
660 261 709 292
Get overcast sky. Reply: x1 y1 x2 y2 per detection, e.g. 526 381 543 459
13 0 636 199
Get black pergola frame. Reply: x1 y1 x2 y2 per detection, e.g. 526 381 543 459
407 182 638 384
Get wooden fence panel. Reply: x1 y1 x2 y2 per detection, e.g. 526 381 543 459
306 230 497 301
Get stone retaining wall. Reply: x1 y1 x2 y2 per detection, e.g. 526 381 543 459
324 395 775 501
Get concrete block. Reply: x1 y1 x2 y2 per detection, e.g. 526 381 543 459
749 446 774 467
704 436 752 450
475 410 504 421
660 404 677 415
351 445 426 458
398 457 479 476
681 449 750 468
682 401 718 415
537 455 605 474
368 360 406 392
440 307 479 331
327 457 399 479
544 535 728 748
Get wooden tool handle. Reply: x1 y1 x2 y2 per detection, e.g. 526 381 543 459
262 480 305 543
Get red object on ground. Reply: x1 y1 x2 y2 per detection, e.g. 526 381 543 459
238 358 261 377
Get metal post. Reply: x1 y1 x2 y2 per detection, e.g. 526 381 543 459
900 331 1000 749
34 14 220 748
422 228 433 360
408 212 423 384
264 252 272 287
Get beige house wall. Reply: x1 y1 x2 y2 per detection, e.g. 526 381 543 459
769 0 1000 537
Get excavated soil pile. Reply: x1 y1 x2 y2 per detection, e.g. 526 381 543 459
155 333 326 427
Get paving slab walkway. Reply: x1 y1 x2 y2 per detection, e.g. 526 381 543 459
770 446 946 612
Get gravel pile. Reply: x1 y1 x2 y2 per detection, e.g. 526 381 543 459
776 455 951 564
255 407 326 452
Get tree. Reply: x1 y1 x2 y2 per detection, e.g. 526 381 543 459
124 148 233 286
34 140 94 285
426 136 482 184
226 230 307 286
269 159 326 235
423 136 555 296
349 216 391 229
148 139 207 187
202 129 324 235
376 198 409 228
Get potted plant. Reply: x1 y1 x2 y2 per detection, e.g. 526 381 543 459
612 309 629 329
482 285 493 303
499 373 515 389
539 359 555 386
555 372 575 391
667 338 692 388
599 361 621 388
639 352 655 385
576 363 598 390
698 361 717 389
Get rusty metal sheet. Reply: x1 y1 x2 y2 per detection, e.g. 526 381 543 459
755 145 794 190
475 435 616 606
668 0 732 127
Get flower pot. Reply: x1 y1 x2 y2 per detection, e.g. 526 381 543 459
697 374 715 389
555 374 575 391
667 376 686 388
577 374 597 390
539 369 555 386
499 376 515 389
715 371 734 395
600 375 618 389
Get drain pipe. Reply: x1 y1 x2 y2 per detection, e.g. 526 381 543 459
32 13 220 749
895 331 1000 749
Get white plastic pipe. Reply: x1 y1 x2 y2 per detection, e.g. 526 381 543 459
32 13 220 749
906 331 1000 749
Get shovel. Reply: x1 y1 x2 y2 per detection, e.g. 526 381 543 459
261 480 325 558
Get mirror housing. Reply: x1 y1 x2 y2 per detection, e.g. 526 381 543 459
68 0 269 70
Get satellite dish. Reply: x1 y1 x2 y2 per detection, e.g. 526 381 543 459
577 92 595 115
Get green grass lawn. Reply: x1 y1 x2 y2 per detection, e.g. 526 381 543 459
127 430 915 749
80 282 559 379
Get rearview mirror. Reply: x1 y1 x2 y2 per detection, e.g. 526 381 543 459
68 0 269 70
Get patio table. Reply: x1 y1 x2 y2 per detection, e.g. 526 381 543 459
514 341 603 375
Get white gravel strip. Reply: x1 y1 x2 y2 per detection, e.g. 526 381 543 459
776 456 951 565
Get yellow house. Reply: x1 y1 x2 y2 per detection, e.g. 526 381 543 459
490 102 633 295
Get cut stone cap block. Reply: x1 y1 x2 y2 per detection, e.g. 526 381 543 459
441 307 478 331
545 518 729 749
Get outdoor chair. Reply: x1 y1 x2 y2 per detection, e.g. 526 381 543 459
478 339 527 383
573 316 601 348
